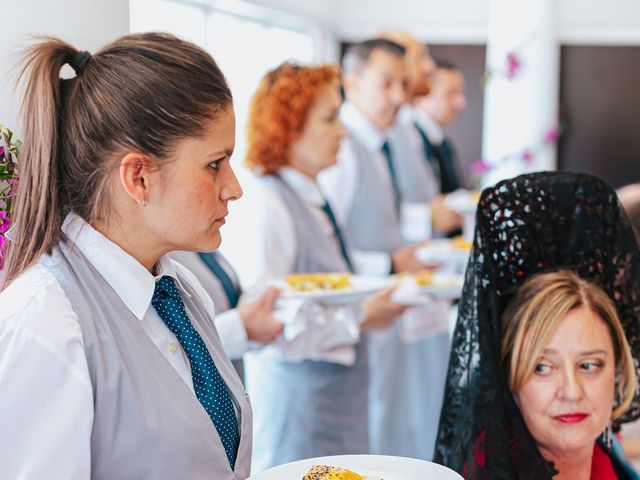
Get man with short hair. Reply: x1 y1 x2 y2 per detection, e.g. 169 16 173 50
383 32 463 239
319 38 451 461
413 59 467 195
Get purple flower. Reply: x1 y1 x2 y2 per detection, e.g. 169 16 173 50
470 158 492 175
544 126 560 145
0 146 5 161
505 52 521 80
521 150 534 165
0 212 9 270
0 211 9 235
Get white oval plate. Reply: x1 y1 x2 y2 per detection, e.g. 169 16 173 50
248 454 463 480
274 275 392 304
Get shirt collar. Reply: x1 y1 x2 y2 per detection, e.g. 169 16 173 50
62 212 190 320
278 167 325 207
340 101 388 153
414 108 445 145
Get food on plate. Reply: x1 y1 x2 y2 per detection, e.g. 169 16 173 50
302 465 365 480
413 271 433 287
286 273 352 292
450 235 472 251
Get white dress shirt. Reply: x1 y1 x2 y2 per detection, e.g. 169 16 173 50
0 213 219 479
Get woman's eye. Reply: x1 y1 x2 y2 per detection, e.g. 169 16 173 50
209 159 223 171
580 361 603 371
534 363 552 374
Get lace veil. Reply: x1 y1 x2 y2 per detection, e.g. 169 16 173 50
434 171 640 479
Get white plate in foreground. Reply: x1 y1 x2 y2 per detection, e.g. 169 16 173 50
248 454 463 480
275 275 391 304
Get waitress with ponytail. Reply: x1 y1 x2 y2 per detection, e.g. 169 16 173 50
0 34 251 479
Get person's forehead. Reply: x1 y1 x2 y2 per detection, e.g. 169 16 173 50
365 48 405 72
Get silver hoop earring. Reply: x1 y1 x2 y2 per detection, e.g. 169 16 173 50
601 422 613 451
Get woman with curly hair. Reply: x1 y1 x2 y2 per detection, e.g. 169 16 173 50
224 62 414 470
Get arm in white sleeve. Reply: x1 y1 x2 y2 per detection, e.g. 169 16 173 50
214 309 248 360
400 201 433 243
0 300 93 479
351 249 392 276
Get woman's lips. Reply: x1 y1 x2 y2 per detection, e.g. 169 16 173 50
213 213 227 225
553 413 588 424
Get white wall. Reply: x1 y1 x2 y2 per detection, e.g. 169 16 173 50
335 0 490 43
0 0 130 135
559 0 640 44
245 0 640 45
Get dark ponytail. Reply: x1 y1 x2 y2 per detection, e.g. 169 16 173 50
2 33 232 287
2 38 75 287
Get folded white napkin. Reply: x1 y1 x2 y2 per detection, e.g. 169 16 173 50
391 276 453 342
270 299 362 365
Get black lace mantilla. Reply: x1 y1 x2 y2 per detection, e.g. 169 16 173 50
434 171 640 479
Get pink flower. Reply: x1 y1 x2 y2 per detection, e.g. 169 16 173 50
521 150 534 165
0 211 9 271
0 211 9 235
470 158 492 175
0 146 5 161
544 126 560 144
505 52 521 80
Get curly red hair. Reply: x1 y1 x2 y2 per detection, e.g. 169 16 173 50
245 62 339 174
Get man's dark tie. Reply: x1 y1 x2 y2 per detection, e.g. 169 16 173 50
320 199 354 272
152 276 240 468
381 140 401 214
198 252 241 308
414 122 460 194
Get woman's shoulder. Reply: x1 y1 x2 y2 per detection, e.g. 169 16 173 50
0 262 83 347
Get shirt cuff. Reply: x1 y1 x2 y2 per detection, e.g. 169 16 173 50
352 249 392 276
400 201 432 242
215 309 249 360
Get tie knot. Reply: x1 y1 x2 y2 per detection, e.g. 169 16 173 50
154 275 181 301
381 140 391 158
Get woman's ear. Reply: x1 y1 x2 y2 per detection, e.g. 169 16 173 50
118 152 153 206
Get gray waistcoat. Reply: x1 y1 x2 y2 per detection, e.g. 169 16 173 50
389 122 439 203
263 173 351 273
343 136 405 253
40 235 252 480
248 174 369 470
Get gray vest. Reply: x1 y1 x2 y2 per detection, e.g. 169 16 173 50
389 121 439 203
343 136 405 253
40 235 252 480
263 174 351 273
248 174 369 469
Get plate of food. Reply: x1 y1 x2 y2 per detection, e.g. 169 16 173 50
415 237 472 268
274 273 391 304
247 454 463 480
392 270 464 305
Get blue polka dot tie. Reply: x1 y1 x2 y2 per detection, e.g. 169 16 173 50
152 276 239 468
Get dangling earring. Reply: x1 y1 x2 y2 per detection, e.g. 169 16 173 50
601 422 613 451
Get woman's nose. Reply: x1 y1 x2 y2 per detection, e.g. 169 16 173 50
220 164 243 202
556 369 584 402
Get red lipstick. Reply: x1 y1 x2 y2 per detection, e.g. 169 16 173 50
553 413 588 424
